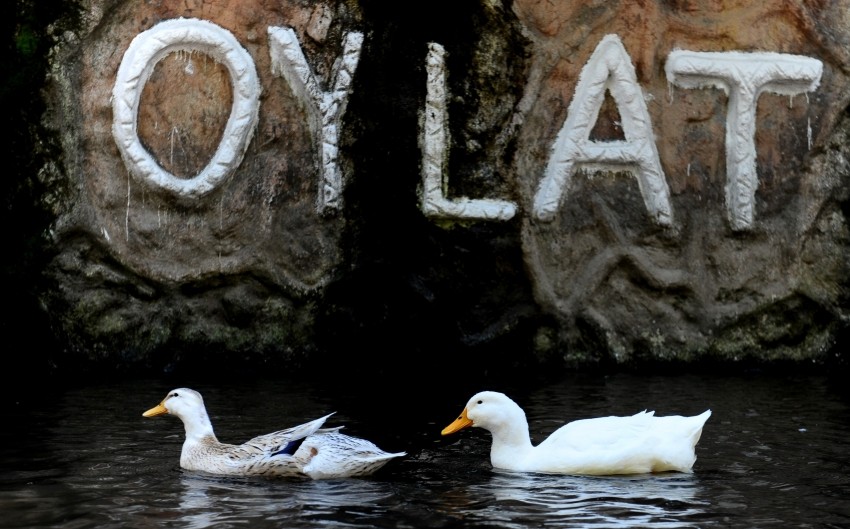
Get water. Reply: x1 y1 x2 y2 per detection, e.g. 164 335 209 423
1 372 848 528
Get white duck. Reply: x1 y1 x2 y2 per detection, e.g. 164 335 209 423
143 388 405 479
442 391 711 476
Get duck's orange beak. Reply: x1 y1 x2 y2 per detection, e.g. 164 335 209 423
142 401 168 417
442 408 473 435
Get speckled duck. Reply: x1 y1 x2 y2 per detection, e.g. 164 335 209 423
143 388 405 479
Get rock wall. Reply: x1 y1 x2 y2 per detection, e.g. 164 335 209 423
14 0 850 376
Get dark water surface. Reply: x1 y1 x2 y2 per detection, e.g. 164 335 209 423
1 372 849 528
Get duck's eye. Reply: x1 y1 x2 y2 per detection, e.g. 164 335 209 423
477 400 483 405
171 392 179 398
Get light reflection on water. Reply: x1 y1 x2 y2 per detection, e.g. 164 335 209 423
141 468 708 529
175 474 400 529
428 468 708 529
479 471 706 528
1 372 848 528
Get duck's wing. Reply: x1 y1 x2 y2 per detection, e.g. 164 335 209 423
657 409 712 447
241 412 336 456
299 432 406 479
539 411 657 451
536 410 712 474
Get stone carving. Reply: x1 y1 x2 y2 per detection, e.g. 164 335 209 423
28 0 850 374
666 50 822 231
533 35 673 227
420 42 517 221
268 26 362 214
112 18 260 198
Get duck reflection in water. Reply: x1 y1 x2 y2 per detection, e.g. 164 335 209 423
177 472 398 528
482 471 705 528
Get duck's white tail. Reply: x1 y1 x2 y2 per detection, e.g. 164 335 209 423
647 409 711 473
689 410 712 447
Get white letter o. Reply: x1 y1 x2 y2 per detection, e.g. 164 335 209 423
112 18 261 197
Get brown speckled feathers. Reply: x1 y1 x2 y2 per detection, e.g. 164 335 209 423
143 388 405 479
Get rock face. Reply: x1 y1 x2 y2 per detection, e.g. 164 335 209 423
510 2 850 366
22 0 850 375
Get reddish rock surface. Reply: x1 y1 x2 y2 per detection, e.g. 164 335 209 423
36 0 850 373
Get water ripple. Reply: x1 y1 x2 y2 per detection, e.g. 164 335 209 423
1 374 848 528
437 470 709 529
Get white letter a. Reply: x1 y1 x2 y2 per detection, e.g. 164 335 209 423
534 35 672 226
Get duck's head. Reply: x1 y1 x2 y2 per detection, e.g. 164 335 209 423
143 388 205 421
441 391 524 435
